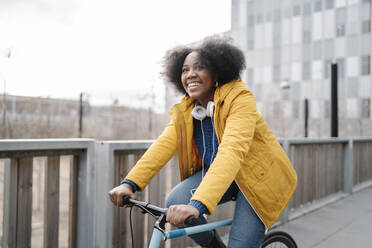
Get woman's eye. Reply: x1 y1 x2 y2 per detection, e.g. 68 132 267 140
182 68 189 73
196 65 204 70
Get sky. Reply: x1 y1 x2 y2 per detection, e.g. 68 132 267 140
0 0 231 112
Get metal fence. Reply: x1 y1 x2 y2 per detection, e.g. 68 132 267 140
0 137 371 248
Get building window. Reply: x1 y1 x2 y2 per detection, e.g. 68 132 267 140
324 59 332 79
336 8 346 36
303 61 312 80
257 13 264 24
313 41 322 60
325 0 334 9
361 55 371 75
248 15 255 26
303 31 312 43
336 24 345 36
336 58 345 78
284 7 292 18
293 5 301 16
324 39 334 59
314 0 322 12
274 9 281 22
266 12 272 22
361 34 370 55
361 20 370 33
304 2 312 16
361 98 371 118
273 65 281 82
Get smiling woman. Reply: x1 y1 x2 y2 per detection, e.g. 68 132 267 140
109 36 297 248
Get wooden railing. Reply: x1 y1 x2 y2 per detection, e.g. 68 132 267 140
0 138 371 248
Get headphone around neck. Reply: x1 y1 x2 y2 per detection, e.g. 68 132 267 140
192 101 214 120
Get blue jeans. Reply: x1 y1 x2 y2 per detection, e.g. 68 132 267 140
165 170 266 248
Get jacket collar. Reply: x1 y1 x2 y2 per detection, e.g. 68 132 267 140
214 77 245 103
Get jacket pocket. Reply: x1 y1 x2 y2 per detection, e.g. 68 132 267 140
252 164 266 181
253 181 281 214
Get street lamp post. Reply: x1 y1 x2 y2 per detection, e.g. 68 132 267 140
330 63 338 137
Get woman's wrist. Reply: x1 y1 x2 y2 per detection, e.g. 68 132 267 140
188 200 207 216
120 179 139 193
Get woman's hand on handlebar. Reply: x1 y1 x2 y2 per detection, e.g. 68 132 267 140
108 183 136 207
166 204 199 227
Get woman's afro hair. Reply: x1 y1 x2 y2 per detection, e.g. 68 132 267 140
161 36 246 95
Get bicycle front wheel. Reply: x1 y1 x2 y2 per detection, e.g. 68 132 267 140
261 231 297 248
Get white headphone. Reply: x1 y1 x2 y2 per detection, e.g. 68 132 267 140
192 101 214 120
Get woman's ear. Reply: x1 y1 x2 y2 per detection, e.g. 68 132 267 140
213 74 218 84
214 74 219 87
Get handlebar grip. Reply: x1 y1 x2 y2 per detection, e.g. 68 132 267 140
184 216 199 226
122 196 131 206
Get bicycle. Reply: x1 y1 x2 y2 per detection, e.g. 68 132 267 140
122 196 297 248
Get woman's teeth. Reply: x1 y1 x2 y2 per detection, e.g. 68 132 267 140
188 82 199 88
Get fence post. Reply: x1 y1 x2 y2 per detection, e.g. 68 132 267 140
76 141 96 247
343 139 354 194
94 142 115 248
279 139 291 223
3 159 18 247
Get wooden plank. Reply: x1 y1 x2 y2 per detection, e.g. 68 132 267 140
304 145 314 203
290 145 302 208
337 144 344 192
368 143 372 181
17 157 33 248
316 144 328 199
325 144 334 195
44 156 60 248
3 158 18 248
360 143 369 182
353 143 360 185
69 155 79 248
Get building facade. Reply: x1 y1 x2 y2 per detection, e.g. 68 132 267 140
231 0 372 137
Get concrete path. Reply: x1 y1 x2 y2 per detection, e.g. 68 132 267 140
276 186 372 248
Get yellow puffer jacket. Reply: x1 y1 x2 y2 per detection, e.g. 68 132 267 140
125 78 297 229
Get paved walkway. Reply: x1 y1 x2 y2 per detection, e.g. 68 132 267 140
276 186 372 248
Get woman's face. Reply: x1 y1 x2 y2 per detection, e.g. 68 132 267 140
181 52 215 107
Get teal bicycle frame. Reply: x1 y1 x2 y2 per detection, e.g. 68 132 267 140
123 196 232 248
123 196 297 248
149 219 232 248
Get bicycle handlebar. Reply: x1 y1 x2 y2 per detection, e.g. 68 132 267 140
123 196 168 217
122 196 198 226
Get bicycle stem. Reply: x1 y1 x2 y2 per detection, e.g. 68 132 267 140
154 213 167 240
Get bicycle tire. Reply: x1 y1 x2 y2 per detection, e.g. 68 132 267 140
261 231 297 248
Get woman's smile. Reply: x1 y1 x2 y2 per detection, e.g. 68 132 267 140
187 81 201 90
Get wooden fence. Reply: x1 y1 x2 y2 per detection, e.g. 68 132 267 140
0 138 371 248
